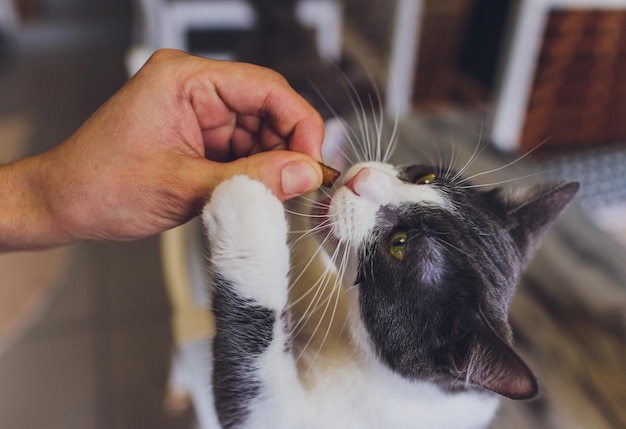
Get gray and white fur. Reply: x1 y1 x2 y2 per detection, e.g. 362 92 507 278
201 153 578 428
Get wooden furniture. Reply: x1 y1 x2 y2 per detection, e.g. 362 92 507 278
132 0 342 59
492 0 626 152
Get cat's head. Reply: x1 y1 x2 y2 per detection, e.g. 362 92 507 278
315 161 579 400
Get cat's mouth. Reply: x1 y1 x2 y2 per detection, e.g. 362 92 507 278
309 166 365 233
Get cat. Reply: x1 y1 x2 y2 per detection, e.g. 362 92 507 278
192 2 579 427
201 144 579 428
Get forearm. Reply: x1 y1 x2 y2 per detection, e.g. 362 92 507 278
0 155 68 252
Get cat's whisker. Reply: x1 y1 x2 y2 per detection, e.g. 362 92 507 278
431 234 469 256
437 130 454 173
295 193 327 204
289 268 334 339
338 73 375 164
285 217 331 242
320 76 368 164
289 221 332 239
284 207 326 221
317 186 335 200
458 138 549 185
369 91 390 163
290 241 343 343
303 275 344 376
339 118 368 164
299 216 335 236
290 194 331 212
441 135 457 181
309 81 367 164
326 67 397 165
299 242 350 372
458 170 553 189
340 148 359 168
291 233 341 313
292 194 332 209
369 94 382 162
290 269 334 334
343 284 357 294
451 121 486 183
288 229 337 295
433 130 448 174
298 271 341 366
418 126 443 168
449 142 463 181
382 107 400 163
284 208 330 219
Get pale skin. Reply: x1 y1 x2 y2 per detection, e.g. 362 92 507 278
0 49 325 252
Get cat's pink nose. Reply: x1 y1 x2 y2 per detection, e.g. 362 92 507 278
344 167 371 196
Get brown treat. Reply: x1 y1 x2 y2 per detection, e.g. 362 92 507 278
318 162 341 187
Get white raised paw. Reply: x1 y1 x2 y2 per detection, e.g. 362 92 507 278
202 175 290 308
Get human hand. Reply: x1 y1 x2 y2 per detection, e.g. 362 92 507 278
1 49 324 249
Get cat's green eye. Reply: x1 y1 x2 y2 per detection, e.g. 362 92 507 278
389 231 408 261
415 173 436 185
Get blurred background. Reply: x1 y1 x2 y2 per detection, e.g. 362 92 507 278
0 0 625 428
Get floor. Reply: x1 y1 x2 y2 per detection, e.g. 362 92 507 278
0 241 193 429
0 3 194 428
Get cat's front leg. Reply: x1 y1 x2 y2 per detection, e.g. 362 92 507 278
203 175 290 309
202 175 301 429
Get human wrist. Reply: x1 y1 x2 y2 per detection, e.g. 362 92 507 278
0 155 69 251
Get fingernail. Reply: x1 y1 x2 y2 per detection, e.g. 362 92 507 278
281 161 320 195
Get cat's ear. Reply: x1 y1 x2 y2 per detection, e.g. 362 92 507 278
450 313 538 400
507 181 579 262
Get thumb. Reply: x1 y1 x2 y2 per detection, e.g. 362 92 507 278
194 151 323 201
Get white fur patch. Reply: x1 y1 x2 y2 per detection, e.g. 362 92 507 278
329 162 449 245
201 175 289 310
239 357 500 428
